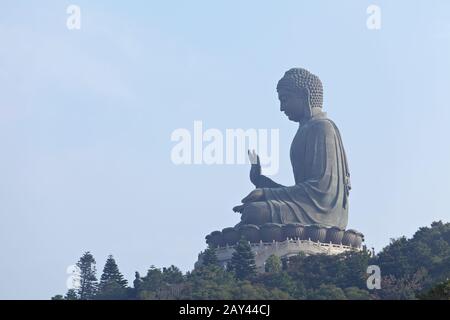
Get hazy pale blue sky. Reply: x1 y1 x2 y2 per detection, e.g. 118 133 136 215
1 0 450 299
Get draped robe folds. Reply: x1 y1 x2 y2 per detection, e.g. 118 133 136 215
260 110 350 230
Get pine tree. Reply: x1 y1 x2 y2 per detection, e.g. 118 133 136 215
76 251 98 300
229 238 257 280
99 255 128 288
97 255 128 299
64 289 78 300
202 246 219 267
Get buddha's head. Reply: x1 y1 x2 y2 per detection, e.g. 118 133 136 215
277 68 323 122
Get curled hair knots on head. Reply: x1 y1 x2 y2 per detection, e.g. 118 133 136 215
277 68 323 109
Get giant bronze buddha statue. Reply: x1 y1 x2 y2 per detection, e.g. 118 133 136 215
233 68 351 230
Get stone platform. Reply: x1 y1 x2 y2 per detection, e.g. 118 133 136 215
205 223 364 249
196 238 360 273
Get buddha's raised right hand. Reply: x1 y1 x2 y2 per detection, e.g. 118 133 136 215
248 149 261 187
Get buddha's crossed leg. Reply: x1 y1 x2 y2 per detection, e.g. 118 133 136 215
234 201 272 226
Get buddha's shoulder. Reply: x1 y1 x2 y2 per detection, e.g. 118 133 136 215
308 118 336 133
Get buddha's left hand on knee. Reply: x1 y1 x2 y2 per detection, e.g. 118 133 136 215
233 204 246 213
241 188 265 204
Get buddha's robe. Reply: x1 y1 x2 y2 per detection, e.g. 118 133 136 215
259 110 350 229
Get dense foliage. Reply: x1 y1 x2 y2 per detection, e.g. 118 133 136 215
52 221 450 300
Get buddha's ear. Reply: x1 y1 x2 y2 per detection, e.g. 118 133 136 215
304 87 313 117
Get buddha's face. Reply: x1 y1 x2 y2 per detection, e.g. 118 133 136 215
277 87 310 122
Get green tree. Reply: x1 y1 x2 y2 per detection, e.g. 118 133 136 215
229 239 257 280
344 287 371 300
137 266 165 299
202 247 219 267
265 255 282 273
185 264 237 299
256 271 296 297
375 221 450 284
308 284 347 300
287 251 369 290
162 265 184 284
76 252 98 300
233 281 272 299
96 255 128 300
375 269 427 300
100 255 128 287
64 289 78 300
142 266 164 291
419 279 450 300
